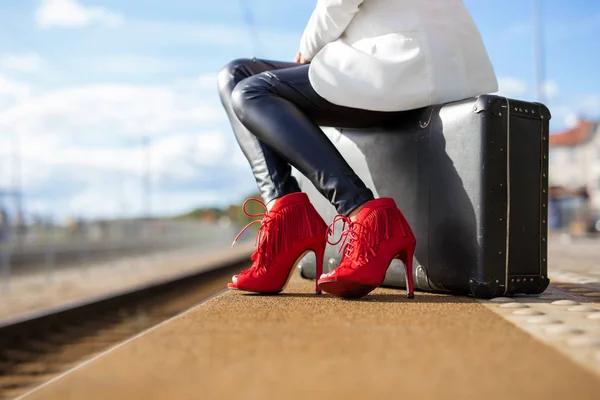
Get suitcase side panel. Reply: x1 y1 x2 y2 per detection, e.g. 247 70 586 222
469 98 509 297
504 100 550 295
470 97 551 297
427 100 486 294
538 103 550 293
350 114 436 290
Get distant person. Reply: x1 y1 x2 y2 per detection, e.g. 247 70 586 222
218 0 498 298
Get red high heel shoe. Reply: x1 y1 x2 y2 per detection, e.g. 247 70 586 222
317 198 416 299
229 192 327 294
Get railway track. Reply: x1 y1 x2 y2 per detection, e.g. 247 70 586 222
0 260 247 400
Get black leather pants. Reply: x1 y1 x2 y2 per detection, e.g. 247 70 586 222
218 58 404 216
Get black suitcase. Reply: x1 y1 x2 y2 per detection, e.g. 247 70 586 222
294 94 551 298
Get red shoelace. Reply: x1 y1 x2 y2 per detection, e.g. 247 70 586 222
327 214 376 267
231 198 274 276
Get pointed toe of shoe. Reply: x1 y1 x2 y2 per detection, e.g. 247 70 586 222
317 271 336 284
228 275 240 289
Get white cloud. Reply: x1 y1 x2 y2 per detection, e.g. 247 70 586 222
564 113 579 128
0 53 45 74
0 79 230 174
0 83 222 138
92 55 184 75
195 74 218 89
546 94 600 132
0 74 255 219
171 73 218 92
495 78 559 102
87 19 300 59
546 105 574 131
11 132 229 180
35 0 123 29
496 77 527 98
0 127 253 219
542 80 559 99
0 74 32 109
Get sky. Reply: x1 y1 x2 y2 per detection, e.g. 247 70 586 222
0 0 599 221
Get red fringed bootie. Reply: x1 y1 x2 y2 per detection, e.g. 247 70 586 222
317 198 416 299
229 192 327 294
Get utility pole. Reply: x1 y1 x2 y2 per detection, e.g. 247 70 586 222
11 132 23 247
142 136 152 220
533 0 545 104
239 0 262 56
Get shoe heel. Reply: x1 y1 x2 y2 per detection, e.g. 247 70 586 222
396 245 415 299
314 240 326 295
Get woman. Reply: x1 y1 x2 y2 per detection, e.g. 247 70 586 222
218 0 498 299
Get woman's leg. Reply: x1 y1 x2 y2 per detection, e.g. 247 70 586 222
217 58 303 207
230 63 416 299
219 58 331 295
230 63 404 216
221 58 415 298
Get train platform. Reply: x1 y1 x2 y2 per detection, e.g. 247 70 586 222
15 258 600 400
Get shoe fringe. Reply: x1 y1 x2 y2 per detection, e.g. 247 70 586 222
361 205 409 248
252 201 324 267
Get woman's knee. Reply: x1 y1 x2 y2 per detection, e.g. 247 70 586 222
217 58 255 99
231 73 273 123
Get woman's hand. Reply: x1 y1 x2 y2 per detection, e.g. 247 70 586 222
294 51 310 64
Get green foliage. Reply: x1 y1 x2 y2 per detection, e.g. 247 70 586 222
176 192 264 228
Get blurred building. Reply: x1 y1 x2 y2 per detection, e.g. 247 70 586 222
548 119 600 233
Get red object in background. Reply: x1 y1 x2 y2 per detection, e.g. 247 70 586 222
550 120 596 147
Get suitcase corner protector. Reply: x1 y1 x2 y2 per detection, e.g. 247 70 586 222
471 94 501 114
468 277 504 299
536 103 552 120
538 276 551 294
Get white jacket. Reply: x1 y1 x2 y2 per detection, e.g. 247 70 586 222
299 0 499 112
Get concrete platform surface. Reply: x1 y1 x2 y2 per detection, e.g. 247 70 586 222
19 275 600 400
